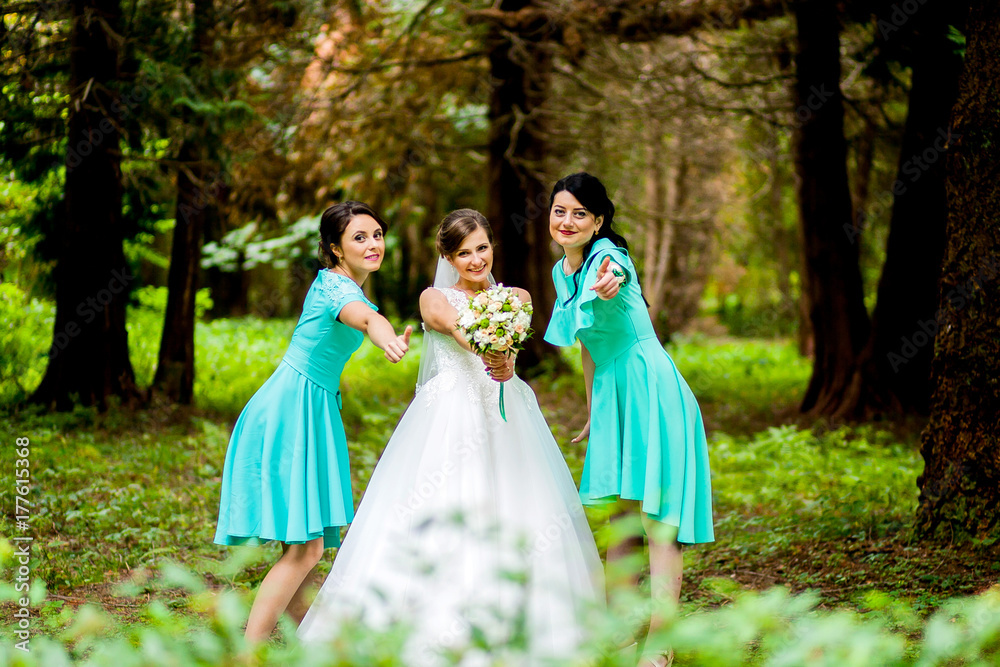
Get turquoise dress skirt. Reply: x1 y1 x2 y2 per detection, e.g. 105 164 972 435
214 270 377 549
545 239 714 544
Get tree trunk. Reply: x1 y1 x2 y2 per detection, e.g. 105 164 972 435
916 0 1000 540
153 0 216 403
662 155 715 336
153 143 214 402
835 0 967 419
792 0 871 415
30 0 142 411
485 0 558 371
642 120 671 338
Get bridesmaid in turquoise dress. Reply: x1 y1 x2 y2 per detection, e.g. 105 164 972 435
543 173 713 667
214 201 412 644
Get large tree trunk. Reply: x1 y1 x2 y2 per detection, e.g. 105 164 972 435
792 0 871 415
31 0 142 411
916 0 1000 540
835 0 967 419
153 0 216 403
485 0 557 371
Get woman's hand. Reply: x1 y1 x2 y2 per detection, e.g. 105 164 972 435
571 418 590 443
591 256 623 300
383 325 412 363
482 350 514 382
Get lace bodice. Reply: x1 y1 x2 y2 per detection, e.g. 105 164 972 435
415 287 532 417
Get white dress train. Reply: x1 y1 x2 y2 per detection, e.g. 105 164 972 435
297 287 604 665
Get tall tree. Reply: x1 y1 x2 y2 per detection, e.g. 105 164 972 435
30 0 142 410
152 0 217 403
834 0 968 419
476 0 788 368
792 0 871 415
483 0 558 370
916 0 1000 539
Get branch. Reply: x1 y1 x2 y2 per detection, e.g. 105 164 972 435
329 0 443 103
686 58 793 89
583 0 790 42
322 50 487 74
468 0 789 42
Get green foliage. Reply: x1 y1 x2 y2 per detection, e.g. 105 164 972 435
0 408 231 589
710 424 921 540
131 285 215 318
201 215 318 273
0 283 53 404
666 335 812 418
3 314 997 666
1 552 998 666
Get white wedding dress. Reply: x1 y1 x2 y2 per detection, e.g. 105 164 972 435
297 274 604 666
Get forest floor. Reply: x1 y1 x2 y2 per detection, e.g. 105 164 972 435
1 332 998 646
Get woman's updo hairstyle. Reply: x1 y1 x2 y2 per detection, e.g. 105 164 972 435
549 172 630 261
318 200 388 269
436 208 494 257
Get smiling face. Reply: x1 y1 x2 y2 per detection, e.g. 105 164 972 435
448 226 493 283
330 214 385 277
549 190 604 252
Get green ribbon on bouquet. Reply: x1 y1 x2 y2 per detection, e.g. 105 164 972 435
499 382 506 422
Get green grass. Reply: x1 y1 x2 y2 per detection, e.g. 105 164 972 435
1 299 998 665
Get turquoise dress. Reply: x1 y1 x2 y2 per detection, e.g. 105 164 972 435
545 239 714 544
214 270 377 549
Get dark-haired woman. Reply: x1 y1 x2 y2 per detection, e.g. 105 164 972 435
544 173 714 667
214 201 412 643
299 209 603 665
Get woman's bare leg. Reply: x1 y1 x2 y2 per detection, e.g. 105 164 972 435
244 538 325 643
605 498 644 593
639 515 681 667
284 556 321 626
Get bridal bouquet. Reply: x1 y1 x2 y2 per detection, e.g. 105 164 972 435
455 284 533 420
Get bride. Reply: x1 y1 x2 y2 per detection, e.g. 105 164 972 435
298 209 604 664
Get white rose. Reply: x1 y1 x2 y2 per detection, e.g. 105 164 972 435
514 324 525 334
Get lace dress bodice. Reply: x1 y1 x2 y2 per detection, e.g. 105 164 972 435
415 287 531 416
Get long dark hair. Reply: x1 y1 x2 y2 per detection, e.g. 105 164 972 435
318 201 389 269
550 172 643 305
549 172 630 263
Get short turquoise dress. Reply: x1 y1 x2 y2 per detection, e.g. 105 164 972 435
214 270 376 549
545 239 714 544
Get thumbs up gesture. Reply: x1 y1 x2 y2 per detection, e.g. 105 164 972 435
384 325 412 363
590 256 623 300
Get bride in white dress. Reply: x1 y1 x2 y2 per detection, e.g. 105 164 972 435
297 209 604 665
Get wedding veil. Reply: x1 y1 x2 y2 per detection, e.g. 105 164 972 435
415 256 495 391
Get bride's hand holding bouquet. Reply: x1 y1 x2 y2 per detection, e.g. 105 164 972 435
455 283 533 418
